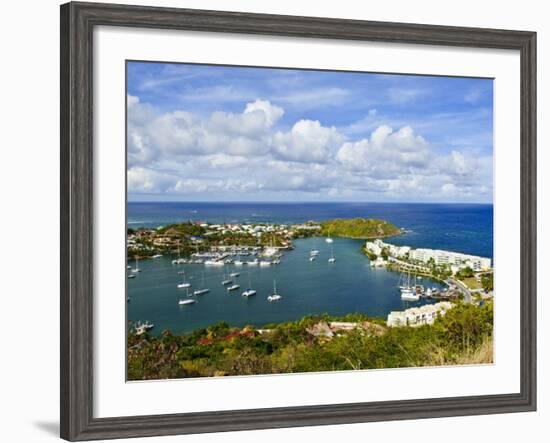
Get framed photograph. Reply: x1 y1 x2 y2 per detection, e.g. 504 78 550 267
60 1 536 441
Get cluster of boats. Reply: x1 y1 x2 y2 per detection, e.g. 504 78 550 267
133 320 154 335
308 241 336 263
174 267 283 304
398 271 441 301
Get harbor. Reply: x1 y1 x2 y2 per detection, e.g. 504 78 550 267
127 236 448 335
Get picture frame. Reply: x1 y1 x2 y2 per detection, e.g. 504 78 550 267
60 1 537 441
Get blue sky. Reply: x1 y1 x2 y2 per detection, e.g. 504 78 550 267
127 61 493 203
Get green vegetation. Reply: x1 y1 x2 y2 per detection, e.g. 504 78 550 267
128 302 493 380
461 276 482 290
481 273 494 292
456 266 474 279
320 218 401 239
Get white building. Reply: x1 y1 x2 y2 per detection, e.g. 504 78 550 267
409 247 491 271
387 302 454 327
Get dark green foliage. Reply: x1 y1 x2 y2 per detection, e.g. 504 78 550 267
128 302 493 380
481 273 494 292
320 218 401 239
456 266 474 279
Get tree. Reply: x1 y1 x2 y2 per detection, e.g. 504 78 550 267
481 273 494 292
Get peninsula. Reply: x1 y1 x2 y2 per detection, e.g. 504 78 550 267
127 218 401 259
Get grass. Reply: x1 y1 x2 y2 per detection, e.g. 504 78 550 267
460 276 483 290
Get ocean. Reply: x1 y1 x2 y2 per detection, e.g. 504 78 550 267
127 202 493 335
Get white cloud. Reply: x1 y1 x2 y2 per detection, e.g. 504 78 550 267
272 120 344 163
244 99 284 127
336 125 430 174
127 96 492 202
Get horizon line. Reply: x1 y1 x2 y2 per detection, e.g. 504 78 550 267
127 200 493 205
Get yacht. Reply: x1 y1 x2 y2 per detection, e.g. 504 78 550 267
127 274 136 279
267 280 282 302
204 260 224 266
177 270 191 288
400 272 420 301
247 259 259 266
309 256 316 262
178 299 196 305
193 273 210 296
259 260 271 267
242 272 256 297
131 257 141 273
328 246 336 263
242 288 257 297
325 230 334 243
152 254 163 259
227 284 240 292
234 259 243 266
134 320 154 335
229 272 240 277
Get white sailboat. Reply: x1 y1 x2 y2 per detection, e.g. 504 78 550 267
179 288 196 305
400 271 420 301
177 270 191 288
221 268 233 285
227 283 240 292
131 257 141 273
267 279 282 302
325 229 334 243
172 241 181 264
242 272 256 297
328 246 336 263
234 256 243 266
229 272 240 277
193 272 210 296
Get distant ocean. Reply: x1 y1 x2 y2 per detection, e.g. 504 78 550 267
128 202 493 259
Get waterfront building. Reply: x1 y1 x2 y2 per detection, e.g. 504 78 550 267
387 302 454 327
366 239 492 272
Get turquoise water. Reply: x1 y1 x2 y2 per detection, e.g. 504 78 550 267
128 237 445 335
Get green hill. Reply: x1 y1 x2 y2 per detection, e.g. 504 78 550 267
320 218 401 239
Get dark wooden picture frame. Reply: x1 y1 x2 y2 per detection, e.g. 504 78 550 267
60 2 537 441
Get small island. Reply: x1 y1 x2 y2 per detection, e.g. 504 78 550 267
320 218 401 239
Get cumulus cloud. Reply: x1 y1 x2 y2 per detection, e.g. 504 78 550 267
127 95 492 202
272 120 344 163
336 125 430 175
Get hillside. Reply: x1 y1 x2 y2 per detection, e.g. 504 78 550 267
320 218 401 239
127 302 493 380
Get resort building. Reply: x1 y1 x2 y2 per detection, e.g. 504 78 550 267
365 239 492 272
387 301 454 327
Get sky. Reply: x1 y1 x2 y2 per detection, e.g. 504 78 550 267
127 61 493 203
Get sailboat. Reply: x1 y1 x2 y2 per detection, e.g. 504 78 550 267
325 229 334 243
234 255 243 266
179 288 196 305
193 272 210 296
172 241 181 265
328 245 336 263
267 279 282 302
400 271 420 301
229 271 240 277
131 257 141 273
221 267 233 285
177 270 191 288
242 272 256 297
